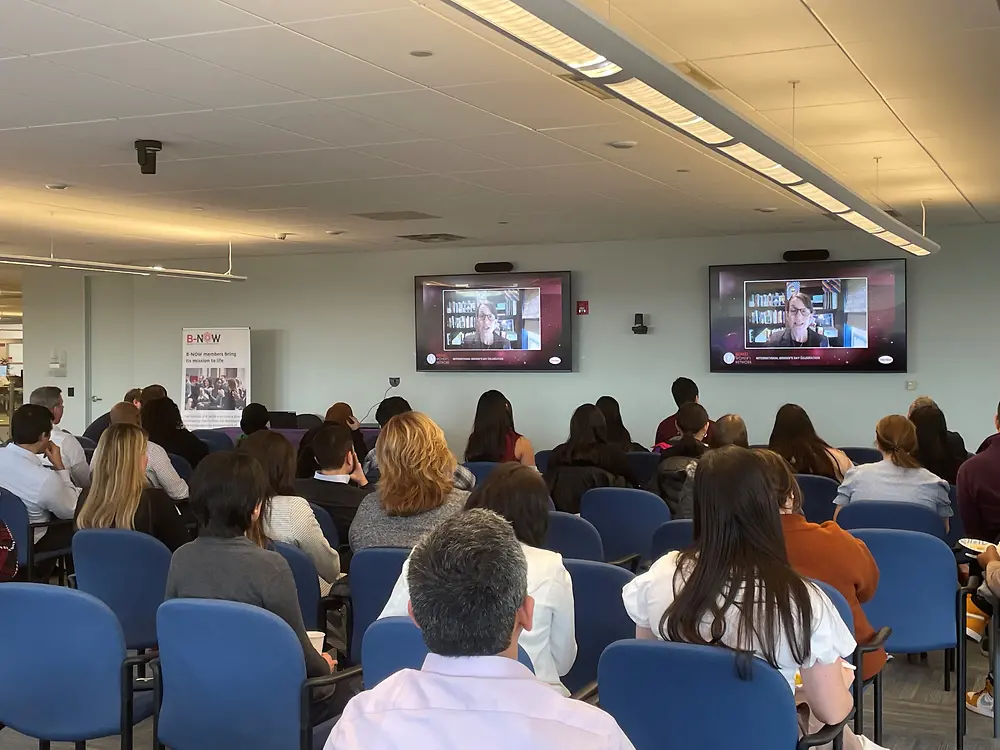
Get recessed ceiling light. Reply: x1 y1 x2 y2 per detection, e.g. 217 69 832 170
325 230 346 236
45 183 69 190
498 221 508 225
192 206 204 211
410 50 434 57
755 207 778 213
608 140 638 149
676 168 691 173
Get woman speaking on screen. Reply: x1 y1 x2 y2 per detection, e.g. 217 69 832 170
766 292 830 348
461 300 512 350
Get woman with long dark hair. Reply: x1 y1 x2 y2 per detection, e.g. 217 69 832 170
768 403 852 481
464 390 534 466
596 396 646 452
623 447 866 743
140 397 209 469
909 404 966 485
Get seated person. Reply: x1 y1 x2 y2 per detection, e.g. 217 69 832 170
668 412 750 521
237 403 269 445
768 403 853 482
77 423 189 552
349 412 469 552
0 404 81 571
31 385 90 488
765 293 830 348
105 402 188 500
363 396 476 491
597 395 648 453
623 446 882 750
165 451 357 724
957 400 1000 543
909 403 966 485
379 464 577 695
324 510 631 750
909 395 967 461
834 415 952 531
296 402 368 478
648 403 709 518
545 403 636 514
141 397 209 470
464 390 535 467
295 423 373 551
758 449 886 682
967 542 1000 718
654 377 714 447
84 387 141 445
240 430 341 595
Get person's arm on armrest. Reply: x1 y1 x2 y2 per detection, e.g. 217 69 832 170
832 468 856 521
148 443 189 500
291 497 341 583
515 436 536 467
799 661 854 726
264 563 331 678
39 444 82 519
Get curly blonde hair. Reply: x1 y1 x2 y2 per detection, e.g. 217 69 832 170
376 411 456 516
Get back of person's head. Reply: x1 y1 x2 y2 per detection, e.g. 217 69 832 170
908 395 937 417
709 414 749 450
596 396 633 450
671 377 699 408
78 423 147 532
909 404 956 480
567 403 608 445
376 411 456 516
240 403 269 435
190 451 269 538
752 448 802 514
110 401 140 426
671 446 812 669
408 508 528 657
239 430 295 496
767 403 838 479
876 414 921 469
139 384 168 405
464 463 550 547
375 396 411 427
11 404 53 445
464 390 515 463
676 402 710 437
325 402 354 425
312 422 354 471
140 397 183 441
29 385 62 412
124 387 142 405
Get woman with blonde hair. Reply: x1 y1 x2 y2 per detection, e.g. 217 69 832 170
349 412 468 552
77 423 190 551
833 414 952 530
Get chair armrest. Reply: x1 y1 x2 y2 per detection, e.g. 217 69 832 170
299 665 363 750
607 553 641 573
797 712 851 749
570 681 598 703
858 626 892 654
67 573 77 589
29 517 74 530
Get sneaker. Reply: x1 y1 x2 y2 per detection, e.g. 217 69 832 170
969 594 990 619
967 595 989 642
858 737 891 750
967 677 995 719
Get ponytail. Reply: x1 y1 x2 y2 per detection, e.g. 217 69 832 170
875 415 921 469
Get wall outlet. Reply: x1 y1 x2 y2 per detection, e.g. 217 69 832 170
905 381 917 391
389 377 400 388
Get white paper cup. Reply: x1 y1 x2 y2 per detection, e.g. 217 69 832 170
307 631 325 654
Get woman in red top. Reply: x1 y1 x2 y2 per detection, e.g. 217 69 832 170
464 390 534 467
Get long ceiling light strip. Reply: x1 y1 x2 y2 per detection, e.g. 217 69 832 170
0 252 244 282
838 211 885 234
449 0 620 78
606 78 732 145
787 183 849 214
718 143 802 185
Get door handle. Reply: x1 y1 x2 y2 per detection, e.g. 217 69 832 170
90 396 103 402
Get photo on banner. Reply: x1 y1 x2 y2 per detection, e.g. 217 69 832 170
181 327 251 429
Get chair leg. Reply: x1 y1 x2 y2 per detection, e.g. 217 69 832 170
874 671 883 746
945 648 953 692
39 742 50 750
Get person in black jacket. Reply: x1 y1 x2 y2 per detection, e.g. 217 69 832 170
140 397 209 470
544 403 636 513
648 402 709 517
596 395 648 452
909 403 967 485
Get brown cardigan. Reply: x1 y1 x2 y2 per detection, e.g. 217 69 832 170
781 513 887 681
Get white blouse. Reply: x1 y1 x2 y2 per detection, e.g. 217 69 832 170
263 495 341 596
379 543 578 695
622 551 855 691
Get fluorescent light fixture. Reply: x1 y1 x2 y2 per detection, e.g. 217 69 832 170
58 265 150 276
0 259 54 267
607 78 733 145
902 244 931 256
156 274 233 282
0 252 245 281
787 183 849 214
874 230 909 248
450 0 620 77
718 143 801 185
838 211 884 234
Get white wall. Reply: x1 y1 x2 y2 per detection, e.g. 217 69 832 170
23 223 1000 452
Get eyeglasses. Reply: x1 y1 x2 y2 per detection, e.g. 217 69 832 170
787 307 811 317
477 312 496 322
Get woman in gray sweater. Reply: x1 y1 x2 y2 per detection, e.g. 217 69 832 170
349 411 469 551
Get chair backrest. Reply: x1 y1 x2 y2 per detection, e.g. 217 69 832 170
463 461 499 483
348 547 410 664
649 519 694 561
580 487 671 562
599 640 798 750
811 579 854 631
0 488 30 566
837 500 945 539
562 560 635 694
156 598 306 750
272 541 321 631
0 584 128 740
309 503 340 550
840 447 882 465
534 449 552 474
168 453 193 480
362 617 534 690
542 511 604 561
296 413 323 430
72 528 172 650
796 474 840 524
852 529 957 653
192 429 234 452
625 451 661 485
76 435 97 451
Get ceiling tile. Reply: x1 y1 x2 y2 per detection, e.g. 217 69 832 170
157 26 420 99
355 140 510 172
448 131 598 168
810 139 939 176
806 0 1000 44
221 0 412 24
41 42 307 109
527 162 666 194
34 0 267 39
760 100 911 146
0 0 136 54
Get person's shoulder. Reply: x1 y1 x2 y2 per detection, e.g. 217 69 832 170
766 329 785 344
523 543 567 574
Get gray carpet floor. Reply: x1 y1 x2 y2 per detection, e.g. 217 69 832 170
3 650 997 749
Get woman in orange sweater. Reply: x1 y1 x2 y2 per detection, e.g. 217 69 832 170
755 449 887 682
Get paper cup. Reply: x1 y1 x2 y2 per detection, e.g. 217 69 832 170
307 631 325 654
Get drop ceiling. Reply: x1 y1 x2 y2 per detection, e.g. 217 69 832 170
0 0 994 265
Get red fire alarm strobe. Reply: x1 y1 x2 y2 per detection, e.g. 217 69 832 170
576 301 589 315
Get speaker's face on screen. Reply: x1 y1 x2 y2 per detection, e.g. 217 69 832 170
476 304 496 338
786 299 812 334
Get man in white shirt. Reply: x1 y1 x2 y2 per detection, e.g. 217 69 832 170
324 510 634 750
30 386 90 489
0 404 82 565
105 401 188 500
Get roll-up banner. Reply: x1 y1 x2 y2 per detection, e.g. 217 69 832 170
181 327 250 429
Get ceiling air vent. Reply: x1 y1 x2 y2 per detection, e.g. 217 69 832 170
353 211 440 221
398 233 466 243
557 73 616 100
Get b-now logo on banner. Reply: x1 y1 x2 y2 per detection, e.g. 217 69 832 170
186 332 223 344
181 327 251 431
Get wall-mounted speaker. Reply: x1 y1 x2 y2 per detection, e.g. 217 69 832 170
782 249 830 263
474 262 514 273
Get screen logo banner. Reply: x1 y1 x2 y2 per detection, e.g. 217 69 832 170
181 327 251 429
